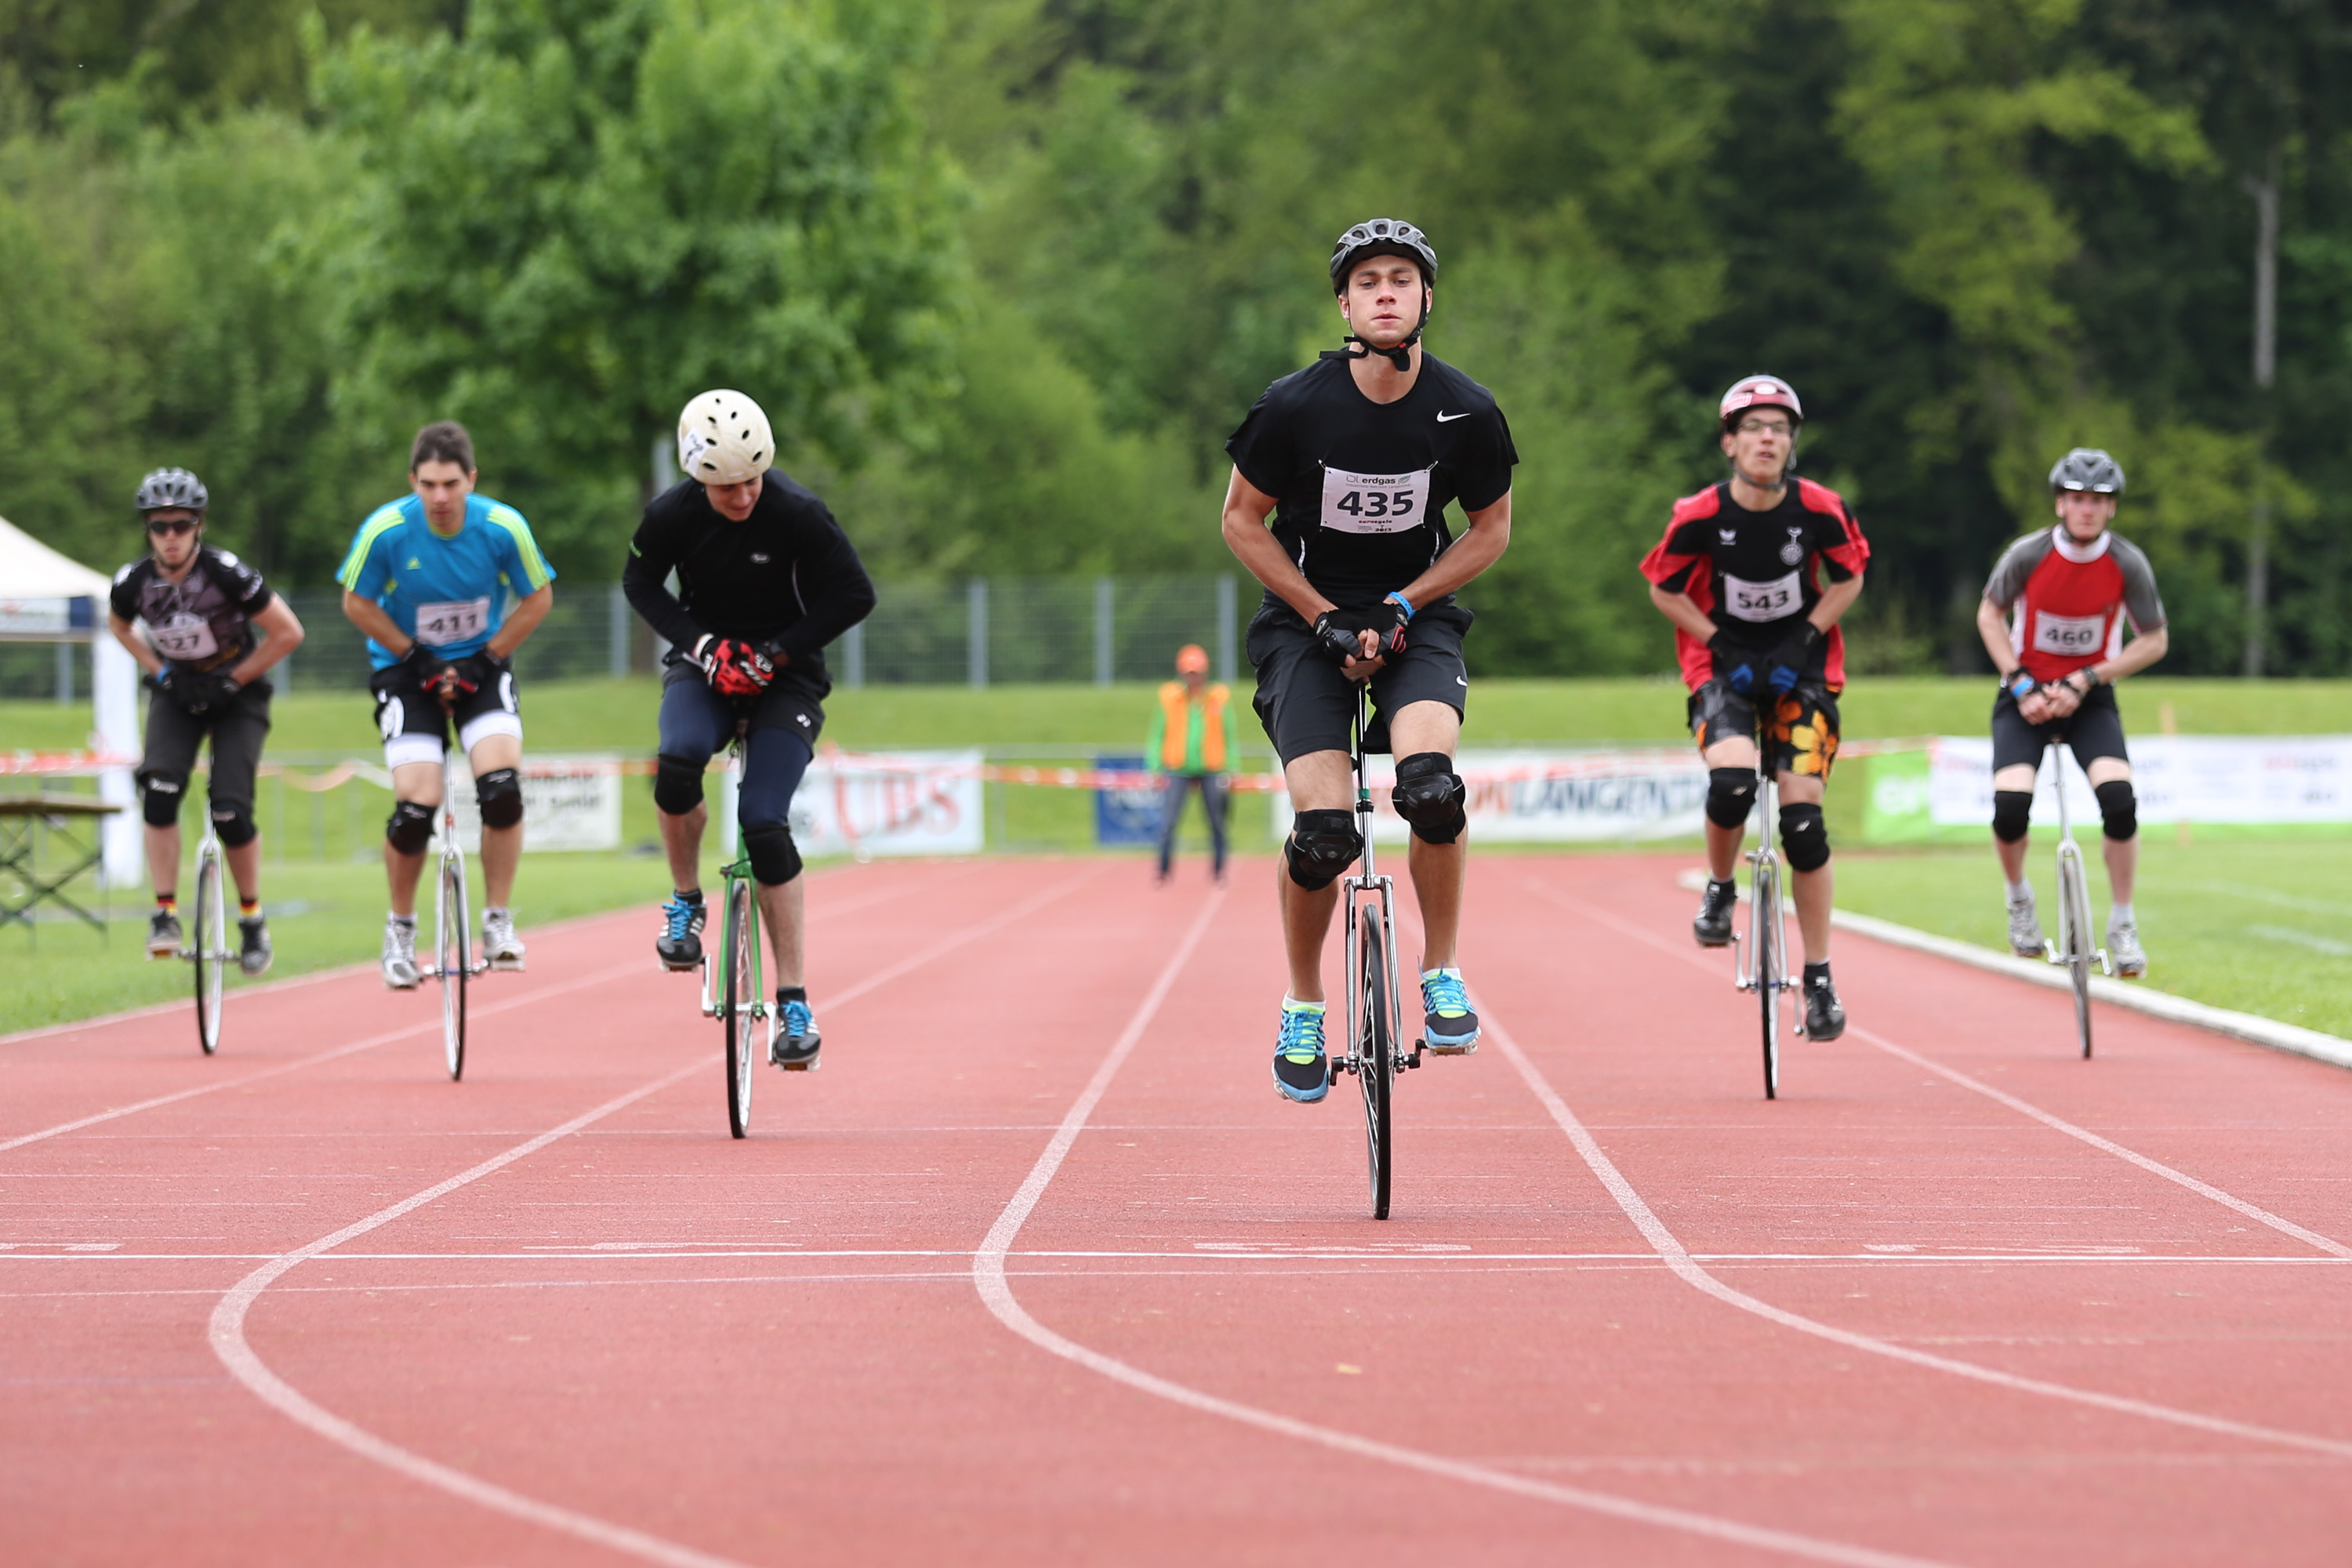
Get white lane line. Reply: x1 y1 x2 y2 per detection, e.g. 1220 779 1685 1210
16 1248 2352 1268
1533 881 2352 1258
200 865 1098 1564
1481 1004 2352 1463
971 891 1958 1568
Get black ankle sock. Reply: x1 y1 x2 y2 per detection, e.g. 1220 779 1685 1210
777 985 807 1005
1709 877 1736 891
1804 960 1831 985
675 887 703 905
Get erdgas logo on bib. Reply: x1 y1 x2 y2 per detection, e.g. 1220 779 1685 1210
1321 466 1431 534
1722 570 1801 623
2033 608 2106 657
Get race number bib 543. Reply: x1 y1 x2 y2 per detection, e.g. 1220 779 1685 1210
414 597 492 647
1722 570 1801 623
1321 466 1430 534
2033 608 2106 658
147 612 219 661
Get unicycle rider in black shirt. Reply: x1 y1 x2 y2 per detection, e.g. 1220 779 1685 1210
1222 219 1518 1104
623 390 877 1069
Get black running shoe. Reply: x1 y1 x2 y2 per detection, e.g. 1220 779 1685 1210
655 893 706 971
238 915 273 977
1803 971 1846 1041
147 908 183 958
771 996 821 1069
1693 877 1737 948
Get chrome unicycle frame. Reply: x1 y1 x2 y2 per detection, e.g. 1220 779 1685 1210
1327 685 1416 1219
2042 739 2110 1059
1730 709 1801 1100
182 818 232 1055
430 750 490 1080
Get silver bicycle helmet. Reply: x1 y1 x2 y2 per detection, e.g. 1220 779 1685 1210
2049 448 2125 495
135 467 209 513
1328 218 1439 291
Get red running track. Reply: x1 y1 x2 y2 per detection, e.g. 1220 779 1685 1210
4 854 2350 1566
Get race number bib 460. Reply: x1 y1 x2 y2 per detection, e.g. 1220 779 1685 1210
414 597 492 647
147 612 219 661
2033 608 2107 658
1722 570 1802 623
1321 466 1430 534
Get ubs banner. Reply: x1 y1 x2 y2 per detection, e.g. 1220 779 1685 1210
1272 749 1711 844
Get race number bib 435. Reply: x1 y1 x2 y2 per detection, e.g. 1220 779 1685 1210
1321 466 1430 534
147 612 219 661
1722 570 1801 623
2033 608 2107 658
414 597 492 647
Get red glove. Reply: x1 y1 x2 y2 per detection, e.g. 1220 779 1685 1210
694 637 775 697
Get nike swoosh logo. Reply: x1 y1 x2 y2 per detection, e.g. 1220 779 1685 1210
1436 411 1472 423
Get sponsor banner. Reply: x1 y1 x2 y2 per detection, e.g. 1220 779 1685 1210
434 755 623 852
1915 735 2352 830
1272 748 1711 844
720 747 985 858
1094 754 1163 846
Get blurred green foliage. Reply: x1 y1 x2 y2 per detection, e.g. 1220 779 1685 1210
4 0 2351 676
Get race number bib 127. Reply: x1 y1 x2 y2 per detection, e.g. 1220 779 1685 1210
1722 570 1801 623
2033 608 2107 658
148 612 219 661
414 597 492 647
1321 466 1431 534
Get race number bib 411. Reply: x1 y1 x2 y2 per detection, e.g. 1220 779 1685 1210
1722 570 1801 623
1321 466 1430 534
2033 608 2107 658
414 597 492 647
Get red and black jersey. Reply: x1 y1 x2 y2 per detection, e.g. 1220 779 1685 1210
1981 527 2165 684
1639 479 1869 691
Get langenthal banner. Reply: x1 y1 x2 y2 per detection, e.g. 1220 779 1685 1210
1271 750 1713 844
431 756 624 852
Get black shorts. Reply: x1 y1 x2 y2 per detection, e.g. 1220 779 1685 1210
1991 683 2126 773
369 659 523 768
138 681 272 818
1688 678 1842 780
1247 603 1471 764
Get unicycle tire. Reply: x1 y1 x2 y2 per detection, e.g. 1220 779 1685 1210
722 878 756 1138
2060 849 2094 1059
1754 860 1782 1101
1356 903 1394 1219
438 855 468 1081
193 844 226 1055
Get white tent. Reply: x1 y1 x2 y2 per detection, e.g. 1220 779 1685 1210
0 514 141 884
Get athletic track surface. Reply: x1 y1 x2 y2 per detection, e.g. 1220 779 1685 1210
5 854 2350 1566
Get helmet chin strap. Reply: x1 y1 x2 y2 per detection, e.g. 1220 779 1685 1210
1323 284 1431 372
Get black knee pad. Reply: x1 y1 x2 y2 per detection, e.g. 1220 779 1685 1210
386 799 436 856
653 753 706 816
1779 802 1830 872
742 822 803 887
209 801 257 849
2095 779 2137 841
1391 752 1467 844
1285 808 1362 891
474 767 524 829
1706 768 1758 829
140 771 188 828
1991 789 2034 844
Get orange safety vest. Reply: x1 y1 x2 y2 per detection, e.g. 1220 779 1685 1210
1158 681 1229 771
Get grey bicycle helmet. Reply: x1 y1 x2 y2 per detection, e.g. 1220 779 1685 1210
2049 448 2125 495
1325 219 1438 371
135 467 209 513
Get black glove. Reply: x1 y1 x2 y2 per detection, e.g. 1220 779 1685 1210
1765 622 1823 695
1312 606 1406 664
1707 632 1757 698
165 668 240 717
454 650 506 696
401 641 461 699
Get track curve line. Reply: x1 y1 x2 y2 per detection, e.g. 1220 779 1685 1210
1530 881 2351 1260
971 891 1961 1568
1480 1004 2352 1463
205 866 1099 1563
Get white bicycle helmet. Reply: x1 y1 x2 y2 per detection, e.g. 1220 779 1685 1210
1719 375 1803 430
677 390 775 486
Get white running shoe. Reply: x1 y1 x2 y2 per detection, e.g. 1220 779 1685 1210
2007 893 2045 958
2107 916 2147 978
481 907 526 972
382 916 421 990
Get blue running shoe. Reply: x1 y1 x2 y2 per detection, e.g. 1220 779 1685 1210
1272 1000 1328 1103
655 892 706 971
1421 967 1480 1054
771 993 821 1069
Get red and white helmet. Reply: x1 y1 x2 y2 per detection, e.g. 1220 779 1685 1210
1719 375 1803 430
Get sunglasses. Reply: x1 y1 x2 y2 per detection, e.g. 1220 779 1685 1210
145 518 200 536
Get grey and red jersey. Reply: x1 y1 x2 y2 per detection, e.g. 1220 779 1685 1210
1982 527 2165 684
109 546 274 673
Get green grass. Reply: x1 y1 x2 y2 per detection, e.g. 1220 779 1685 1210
9 676 2352 1036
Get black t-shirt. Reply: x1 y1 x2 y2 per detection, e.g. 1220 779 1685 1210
623 471 877 695
108 545 274 673
1225 353 1517 615
1637 479 1871 689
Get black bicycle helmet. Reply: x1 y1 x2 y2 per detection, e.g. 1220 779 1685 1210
2049 448 2125 495
1325 219 1438 371
135 467 209 513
